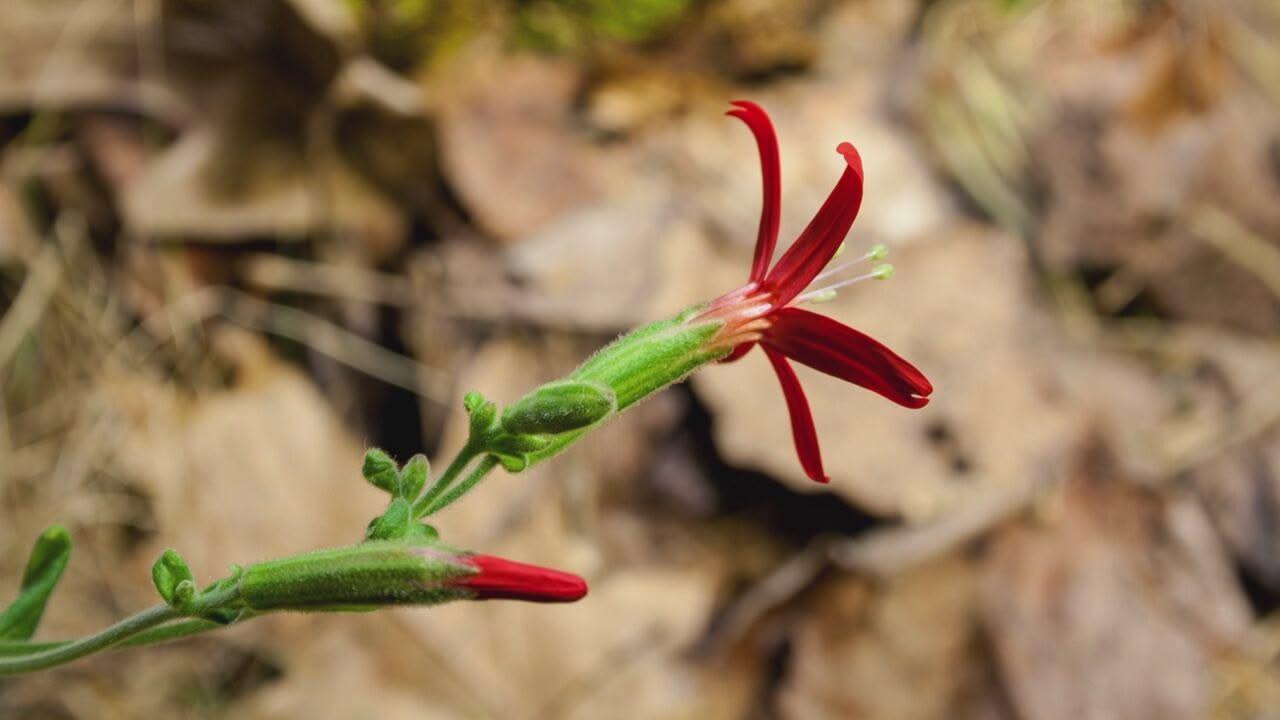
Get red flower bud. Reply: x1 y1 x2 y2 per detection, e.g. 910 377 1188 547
449 554 588 603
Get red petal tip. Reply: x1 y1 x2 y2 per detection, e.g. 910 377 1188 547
453 555 588 603
836 142 863 177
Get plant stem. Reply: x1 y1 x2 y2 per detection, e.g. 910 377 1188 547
0 604 177 675
0 616 242 658
0 579 246 674
419 455 499 517
412 443 481 517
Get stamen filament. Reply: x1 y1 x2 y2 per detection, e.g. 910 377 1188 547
810 243 888 284
795 263 893 304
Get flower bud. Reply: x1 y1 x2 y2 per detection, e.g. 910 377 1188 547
449 554 588 603
152 549 195 611
238 541 587 611
501 380 616 435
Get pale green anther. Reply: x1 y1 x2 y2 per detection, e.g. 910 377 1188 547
865 243 888 261
872 263 895 280
501 380 616 436
239 541 473 611
807 289 839 304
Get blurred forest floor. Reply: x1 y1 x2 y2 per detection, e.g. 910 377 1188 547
2 0 1280 718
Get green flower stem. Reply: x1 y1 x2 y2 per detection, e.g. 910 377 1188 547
0 616 241 658
412 442 481 518
419 455 499 517
0 581 243 675
0 604 177 675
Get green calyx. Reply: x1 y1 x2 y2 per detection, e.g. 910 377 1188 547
238 540 475 611
458 306 726 475
569 305 725 410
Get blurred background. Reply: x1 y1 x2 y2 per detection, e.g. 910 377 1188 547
1 0 1279 717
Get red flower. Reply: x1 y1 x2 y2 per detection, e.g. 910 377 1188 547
449 554 588 603
697 100 933 484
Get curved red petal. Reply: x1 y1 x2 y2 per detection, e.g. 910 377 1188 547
718 342 755 364
764 307 932 409
764 143 864 305
763 346 829 483
727 100 781 283
452 555 588 603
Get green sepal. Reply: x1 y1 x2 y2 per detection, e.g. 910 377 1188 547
152 549 196 611
239 540 474 611
405 522 440 541
365 498 413 541
485 433 553 473
570 306 724 410
399 455 429 501
202 607 243 625
465 392 498 438
362 448 400 495
0 525 72 641
501 380 616 435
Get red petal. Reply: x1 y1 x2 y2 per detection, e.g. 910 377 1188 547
764 143 864 305
763 346 829 483
718 342 755 364
727 100 781 283
452 555 588 603
764 307 932 409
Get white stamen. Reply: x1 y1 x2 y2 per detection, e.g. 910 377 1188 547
812 243 890 284
795 263 895 304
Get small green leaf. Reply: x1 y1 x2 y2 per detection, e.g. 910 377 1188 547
399 455 429 500
501 380 616 435
152 549 196 610
0 525 72 641
365 498 413 541
362 448 400 495
464 392 497 439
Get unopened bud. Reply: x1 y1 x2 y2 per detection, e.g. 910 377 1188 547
501 380 616 436
152 549 196 610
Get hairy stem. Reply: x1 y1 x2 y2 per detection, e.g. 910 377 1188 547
412 443 481 517
0 615 248 658
0 604 177 675
419 455 499 517
0 579 244 675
